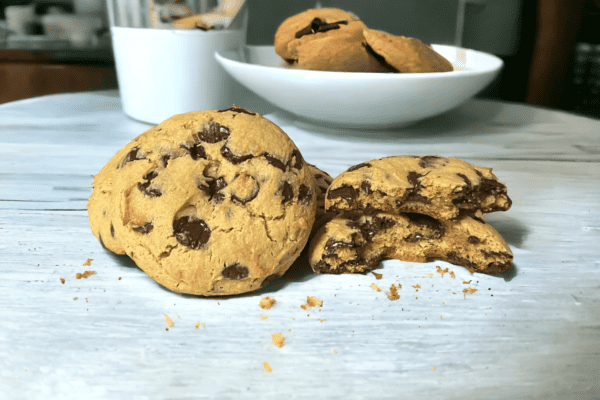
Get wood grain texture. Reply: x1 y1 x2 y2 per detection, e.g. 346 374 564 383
1 91 599 399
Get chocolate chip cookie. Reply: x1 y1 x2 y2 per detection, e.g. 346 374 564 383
363 29 453 73
87 106 317 296
309 211 513 274
325 155 512 221
275 8 392 72
307 164 334 238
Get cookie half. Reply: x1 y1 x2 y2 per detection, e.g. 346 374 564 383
363 29 453 73
309 211 513 274
325 155 511 221
88 106 317 296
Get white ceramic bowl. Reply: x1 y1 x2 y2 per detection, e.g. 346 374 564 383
215 45 503 129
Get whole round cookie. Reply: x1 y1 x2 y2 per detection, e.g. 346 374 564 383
325 155 511 221
308 211 513 275
363 29 454 73
87 106 317 296
275 7 360 60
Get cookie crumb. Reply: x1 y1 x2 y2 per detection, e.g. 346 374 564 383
370 283 382 292
60 278 65 284
433 366 437 371
164 314 174 328
428 274 434 278
263 361 272 373
272 333 285 348
75 271 96 279
260 315 268 320
195 322 200 329
386 284 400 301
371 272 383 280
463 288 478 294
301 296 323 309
333 349 338 354
450 271 456 279
118 277 122 280
82 258 93 266
436 266 449 277
259 296 276 310
320 319 325 322
73 297 78 300
412 284 421 289
462 280 472 284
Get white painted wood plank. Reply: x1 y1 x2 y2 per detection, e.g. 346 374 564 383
0 91 599 400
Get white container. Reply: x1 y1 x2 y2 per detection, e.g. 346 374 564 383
5 4 35 35
111 27 246 124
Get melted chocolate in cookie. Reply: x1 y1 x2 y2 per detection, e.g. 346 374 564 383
221 263 249 280
221 144 253 164
295 18 349 39
418 155 447 169
297 184 312 204
404 213 445 242
138 171 162 197
196 121 231 143
279 181 294 204
264 154 287 172
290 149 304 170
218 106 256 116
173 216 211 249
402 171 430 204
133 222 153 234
327 184 357 204
181 143 208 160
120 146 146 168
198 176 227 202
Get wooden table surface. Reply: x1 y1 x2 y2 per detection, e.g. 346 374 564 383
1 90 599 399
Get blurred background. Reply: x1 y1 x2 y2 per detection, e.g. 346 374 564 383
1 0 599 118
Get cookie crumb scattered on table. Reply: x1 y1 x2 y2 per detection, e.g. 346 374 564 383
260 315 268 320
263 361 272 373
371 272 382 280
259 296 276 309
82 258 93 266
463 288 478 294
370 283 381 292
75 271 96 279
272 333 285 348
60 278 65 284
301 296 323 309
436 266 449 277
164 314 174 328
386 284 400 301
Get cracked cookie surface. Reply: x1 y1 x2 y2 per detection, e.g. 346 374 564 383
309 211 513 274
325 155 512 221
87 107 316 296
363 29 453 73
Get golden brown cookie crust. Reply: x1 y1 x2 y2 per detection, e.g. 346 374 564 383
87 107 317 296
363 29 454 73
325 155 511 221
274 7 360 60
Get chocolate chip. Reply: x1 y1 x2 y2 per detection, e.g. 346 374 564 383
418 155 446 169
218 105 256 116
403 171 430 204
110 224 115 238
360 181 371 194
263 154 287 172
404 213 445 241
347 163 371 173
279 181 294 204
260 273 280 288
295 18 349 39
349 215 396 242
133 222 153 234
327 185 357 203
173 216 211 249
290 149 304 170
181 143 207 160
485 260 512 274
468 235 480 244
232 187 259 205
120 146 145 168
481 250 513 259
221 263 249 280
196 121 230 143
442 252 477 270
138 171 162 197
198 176 227 201
457 173 472 189
221 144 253 164
324 236 358 253
297 184 312 204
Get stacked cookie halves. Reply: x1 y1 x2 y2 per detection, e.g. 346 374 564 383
308 156 514 275
274 7 454 73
